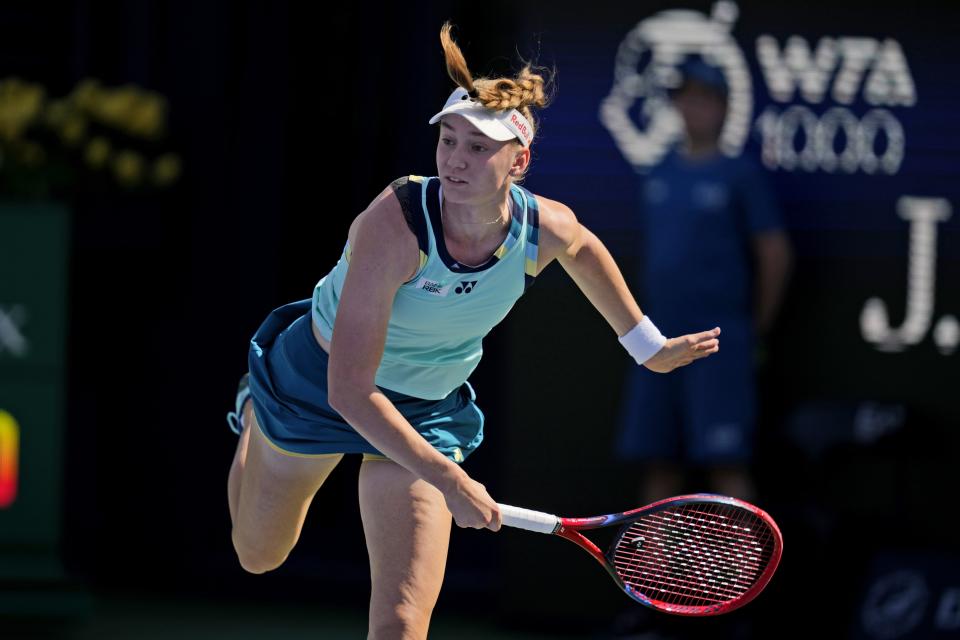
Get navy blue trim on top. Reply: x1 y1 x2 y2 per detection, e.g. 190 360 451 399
514 183 540 291
390 176 430 257
426 177 524 274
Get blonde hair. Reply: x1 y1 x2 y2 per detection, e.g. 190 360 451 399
438 21 556 180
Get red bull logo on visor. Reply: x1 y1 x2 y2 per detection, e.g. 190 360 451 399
510 112 532 145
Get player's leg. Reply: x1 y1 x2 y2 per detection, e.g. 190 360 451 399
227 398 253 526
229 300 351 573
230 402 343 574
359 456 452 640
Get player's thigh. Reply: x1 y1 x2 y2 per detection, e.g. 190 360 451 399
233 409 343 572
358 458 452 637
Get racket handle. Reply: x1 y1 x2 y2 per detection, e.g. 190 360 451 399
498 503 560 534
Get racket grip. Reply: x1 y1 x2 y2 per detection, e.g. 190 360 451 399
498 503 560 534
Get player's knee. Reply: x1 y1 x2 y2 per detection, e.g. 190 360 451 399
232 531 289 575
369 603 432 640
235 547 288 575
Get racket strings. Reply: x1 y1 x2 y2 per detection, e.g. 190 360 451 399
614 524 765 602
611 502 776 608
614 507 773 602
618 512 770 600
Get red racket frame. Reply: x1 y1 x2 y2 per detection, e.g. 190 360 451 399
548 493 783 616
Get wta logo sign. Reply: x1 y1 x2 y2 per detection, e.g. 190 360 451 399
0 410 19 508
600 1 916 175
600 1 751 169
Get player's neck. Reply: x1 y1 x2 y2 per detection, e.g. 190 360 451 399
441 188 511 245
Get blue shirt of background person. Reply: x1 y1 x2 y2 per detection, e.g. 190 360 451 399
641 147 784 335
619 54 793 507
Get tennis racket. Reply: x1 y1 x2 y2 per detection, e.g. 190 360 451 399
498 493 782 616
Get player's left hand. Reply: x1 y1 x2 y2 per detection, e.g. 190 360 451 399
643 327 720 373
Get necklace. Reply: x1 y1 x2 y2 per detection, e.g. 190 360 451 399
441 201 508 226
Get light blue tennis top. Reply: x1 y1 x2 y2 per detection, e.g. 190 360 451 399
312 175 541 400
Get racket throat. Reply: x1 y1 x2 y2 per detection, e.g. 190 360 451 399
556 526 607 566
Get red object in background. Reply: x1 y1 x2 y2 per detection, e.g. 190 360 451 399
0 410 19 508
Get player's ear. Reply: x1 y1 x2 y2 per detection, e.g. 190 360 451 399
510 145 530 177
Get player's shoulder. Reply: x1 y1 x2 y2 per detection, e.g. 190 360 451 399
349 176 421 250
388 174 428 206
356 175 422 225
531 193 578 243
389 174 429 191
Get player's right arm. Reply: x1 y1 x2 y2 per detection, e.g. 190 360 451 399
326 185 501 531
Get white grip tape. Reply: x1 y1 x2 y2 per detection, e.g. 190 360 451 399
498 503 560 534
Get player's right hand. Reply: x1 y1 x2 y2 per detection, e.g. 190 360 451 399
442 475 502 532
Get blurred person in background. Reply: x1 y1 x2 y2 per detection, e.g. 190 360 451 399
617 55 794 507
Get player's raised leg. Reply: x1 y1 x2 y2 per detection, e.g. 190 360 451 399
230 400 343 574
359 458 452 640
227 405 252 527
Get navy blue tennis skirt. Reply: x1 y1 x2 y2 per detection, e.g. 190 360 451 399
246 298 484 463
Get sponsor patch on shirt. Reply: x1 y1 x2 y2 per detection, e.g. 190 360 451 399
416 277 452 297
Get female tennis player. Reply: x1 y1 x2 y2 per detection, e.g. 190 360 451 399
225 22 721 639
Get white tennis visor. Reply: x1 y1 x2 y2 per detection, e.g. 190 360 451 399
428 87 533 147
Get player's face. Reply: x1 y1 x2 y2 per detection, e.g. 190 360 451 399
436 115 525 200
672 80 727 143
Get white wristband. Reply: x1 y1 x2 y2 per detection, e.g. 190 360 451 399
619 316 667 366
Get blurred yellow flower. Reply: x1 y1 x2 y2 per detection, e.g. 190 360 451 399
0 77 45 141
85 136 111 169
3 75 180 190
152 153 182 187
61 113 88 147
71 78 101 111
128 95 166 139
112 149 144 187
44 99 70 128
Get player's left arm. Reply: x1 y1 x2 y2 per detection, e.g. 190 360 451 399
536 197 719 372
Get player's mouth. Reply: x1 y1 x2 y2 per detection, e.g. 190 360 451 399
445 176 468 185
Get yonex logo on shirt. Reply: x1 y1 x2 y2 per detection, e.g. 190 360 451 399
455 281 478 294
